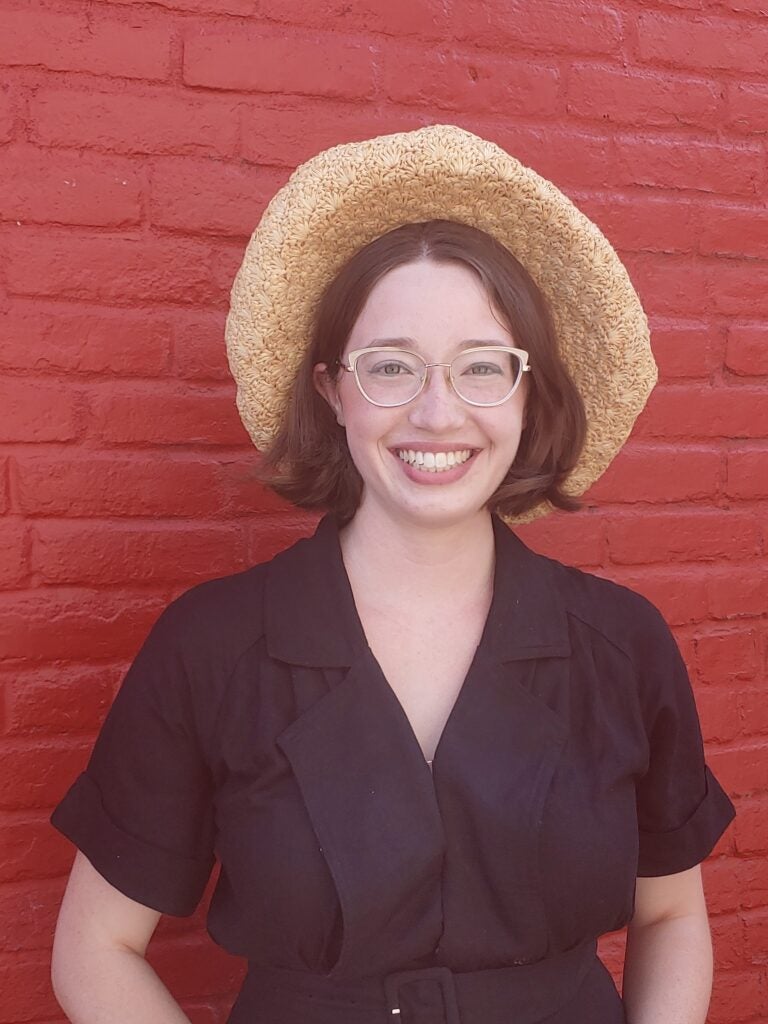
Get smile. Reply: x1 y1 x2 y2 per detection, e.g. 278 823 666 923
396 448 474 473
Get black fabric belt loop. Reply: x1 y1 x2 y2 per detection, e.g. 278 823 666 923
236 939 600 1024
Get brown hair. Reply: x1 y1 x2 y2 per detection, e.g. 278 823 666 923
257 220 587 523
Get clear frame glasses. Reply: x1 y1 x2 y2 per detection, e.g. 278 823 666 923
339 346 531 408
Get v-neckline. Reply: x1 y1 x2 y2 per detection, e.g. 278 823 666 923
332 519 505 777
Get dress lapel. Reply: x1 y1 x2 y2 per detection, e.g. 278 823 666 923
265 513 575 973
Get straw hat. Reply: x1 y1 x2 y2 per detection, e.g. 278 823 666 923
225 123 656 523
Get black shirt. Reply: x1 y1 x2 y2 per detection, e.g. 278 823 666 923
51 513 736 1022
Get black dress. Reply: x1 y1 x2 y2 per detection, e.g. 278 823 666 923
51 513 736 1023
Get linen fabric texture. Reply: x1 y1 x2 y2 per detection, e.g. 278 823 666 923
51 515 736 1023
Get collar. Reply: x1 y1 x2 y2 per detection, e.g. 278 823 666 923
265 512 572 667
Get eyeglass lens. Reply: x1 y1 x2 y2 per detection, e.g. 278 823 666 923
354 349 523 406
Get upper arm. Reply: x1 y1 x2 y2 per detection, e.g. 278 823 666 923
630 864 708 929
53 851 162 968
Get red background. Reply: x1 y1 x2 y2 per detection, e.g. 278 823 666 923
1 0 767 1021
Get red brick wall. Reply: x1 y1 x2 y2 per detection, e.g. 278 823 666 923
1 1 766 1021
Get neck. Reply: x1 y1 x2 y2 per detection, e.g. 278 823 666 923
338 505 496 609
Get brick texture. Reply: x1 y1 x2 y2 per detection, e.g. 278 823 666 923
1 0 766 1021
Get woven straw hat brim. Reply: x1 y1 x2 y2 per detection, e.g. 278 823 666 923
225 124 656 524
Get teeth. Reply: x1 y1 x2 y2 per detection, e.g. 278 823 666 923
396 449 474 473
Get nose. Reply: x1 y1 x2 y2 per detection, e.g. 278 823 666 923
407 363 466 433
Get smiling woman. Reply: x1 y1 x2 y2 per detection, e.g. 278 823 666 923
49 125 735 1024
260 220 587 526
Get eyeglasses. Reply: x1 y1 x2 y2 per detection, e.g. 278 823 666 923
338 346 531 408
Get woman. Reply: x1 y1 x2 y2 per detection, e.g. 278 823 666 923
50 125 735 1024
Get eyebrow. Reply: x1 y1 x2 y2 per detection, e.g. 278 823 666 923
364 337 511 349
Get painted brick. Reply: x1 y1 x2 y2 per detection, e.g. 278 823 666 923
0 520 27 588
245 514 319 566
585 444 721 504
636 385 768 439
15 454 287 518
0 145 142 228
614 136 762 196
742 908 768 963
0 7 171 81
451 0 622 55
1 304 172 377
0 815 74 883
575 194 699 255
108 0 255 12
700 205 768 259
711 262 768 318
0 378 80 442
0 950 61 1021
697 686 742 744
0 589 164 660
566 64 721 129
256 0 450 38
739 687 768 740
0 739 91 810
696 629 760 683
724 0 768 12
184 27 374 100
707 567 768 620
149 157 285 237
648 320 722 380
0 84 13 142
515 512 605 567
4 229 223 306
734 856 768 912
239 103 422 167
592 567 709 625
709 913 745 971
489 125 617 190
4 664 120 735
727 450 768 498
87 385 247 446
712 745 768 798
606 512 759 564
637 11 768 75
0 878 64 952
172 311 231 381
726 324 768 376
31 88 239 158
382 48 559 116
702 857 743 917
620 254 709 318
708 967 765 1024
31 521 248 585
728 81 768 134
733 798 768 855
0 458 9 515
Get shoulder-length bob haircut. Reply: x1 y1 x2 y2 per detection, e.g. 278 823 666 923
257 219 587 524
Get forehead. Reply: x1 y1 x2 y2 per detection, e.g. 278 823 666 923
347 260 513 352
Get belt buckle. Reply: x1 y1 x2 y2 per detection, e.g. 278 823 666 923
384 965 461 1024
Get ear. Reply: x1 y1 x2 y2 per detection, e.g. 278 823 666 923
313 362 346 427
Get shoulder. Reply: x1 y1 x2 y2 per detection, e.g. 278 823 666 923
537 551 674 663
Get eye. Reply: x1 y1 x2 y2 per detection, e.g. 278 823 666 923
463 361 503 376
370 360 415 376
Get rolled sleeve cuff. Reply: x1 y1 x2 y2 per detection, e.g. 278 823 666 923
637 766 736 877
50 772 214 916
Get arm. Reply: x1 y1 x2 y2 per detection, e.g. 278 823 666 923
51 851 191 1024
622 864 713 1024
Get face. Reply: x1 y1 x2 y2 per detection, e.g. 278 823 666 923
313 259 528 530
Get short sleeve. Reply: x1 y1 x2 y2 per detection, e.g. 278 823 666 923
51 600 216 915
634 605 735 877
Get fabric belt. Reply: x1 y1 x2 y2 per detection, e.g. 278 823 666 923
235 940 600 1024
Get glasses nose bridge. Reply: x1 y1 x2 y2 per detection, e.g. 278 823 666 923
420 359 458 400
